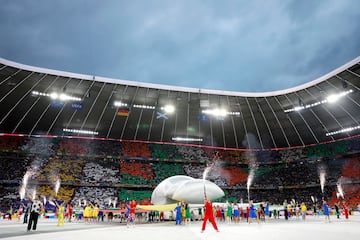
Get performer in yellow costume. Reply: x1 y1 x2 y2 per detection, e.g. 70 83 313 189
92 204 99 222
84 204 92 224
56 202 65 226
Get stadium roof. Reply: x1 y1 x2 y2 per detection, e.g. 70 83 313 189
0 57 360 150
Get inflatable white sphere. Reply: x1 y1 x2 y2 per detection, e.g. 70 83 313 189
172 179 224 204
151 175 194 205
151 175 224 205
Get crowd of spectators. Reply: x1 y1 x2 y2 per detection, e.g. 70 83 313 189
175 145 209 162
81 160 120 184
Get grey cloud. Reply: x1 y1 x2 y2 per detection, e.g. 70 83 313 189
0 0 359 92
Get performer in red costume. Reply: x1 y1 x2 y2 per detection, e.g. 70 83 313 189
341 200 349 219
201 197 219 233
129 200 137 226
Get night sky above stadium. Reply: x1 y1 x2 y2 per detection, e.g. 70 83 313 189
1 0 360 92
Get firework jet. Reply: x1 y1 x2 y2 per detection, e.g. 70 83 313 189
242 133 260 202
19 171 31 200
246 151 257 202
337 181 345 199
319 170 326 193
23 172 30 187
55 177 61 196
247 168 255 201
202 152 219 197
202 163 213 197
202 164 213 181
32 189 36 200
19 187 26 200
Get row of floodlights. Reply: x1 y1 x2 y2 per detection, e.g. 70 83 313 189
172 137 203 142
114 101 175 113
115 101 240 116
284 90 353 113
32 91 240 117
32 91 81 102
62 128 203 141
63 128 98 135
326 125 360 136
202 109 241 117
114 102 157 110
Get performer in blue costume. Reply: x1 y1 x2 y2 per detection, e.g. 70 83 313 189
125 202 131 227
249 200 258 223
323 200 330 222
265 202 270 219
174 202 182 225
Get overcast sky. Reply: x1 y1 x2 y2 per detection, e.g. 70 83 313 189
1 0 359 92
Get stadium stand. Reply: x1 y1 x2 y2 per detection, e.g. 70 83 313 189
0 135 359 212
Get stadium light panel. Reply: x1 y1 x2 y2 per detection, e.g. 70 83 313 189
325 125 360 136
114 101 128 107
284 89 353 113
172 137 203 142
202 108 227 117
32 91 81 102
63 128 98 135
133 104 156 109
227 111 241 116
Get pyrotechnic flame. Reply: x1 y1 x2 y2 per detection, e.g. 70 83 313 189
247 169 254 191
19 171 31 200
245 149 257 202
202 158 217 197
247 169 255 201
19 186 26 200
23 172 30 187
32 189 36 200
337 182 345 199
319 170 326 193
203 163 215 180
55 177 61 196
246 169 254 190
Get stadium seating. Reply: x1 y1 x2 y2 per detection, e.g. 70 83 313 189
0 135 359 211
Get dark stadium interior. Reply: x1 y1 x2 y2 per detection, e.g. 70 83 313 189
0 58 360 149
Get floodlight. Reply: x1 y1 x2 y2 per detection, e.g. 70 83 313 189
163 105 175 113
50 92 58 100
114 101 128 107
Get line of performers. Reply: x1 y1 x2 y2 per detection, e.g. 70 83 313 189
175 197 351 233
